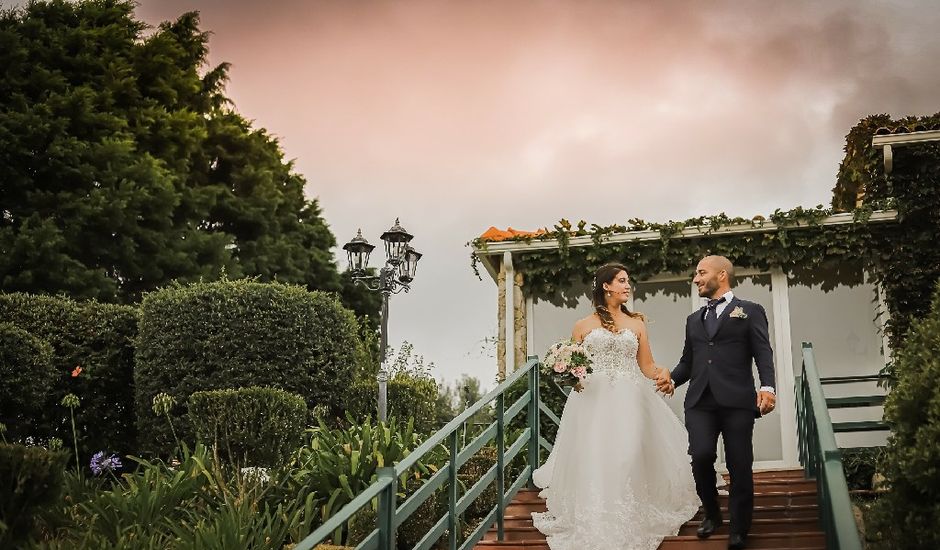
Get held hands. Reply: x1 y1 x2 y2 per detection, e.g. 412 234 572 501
757 390 776 415
654 367 674 397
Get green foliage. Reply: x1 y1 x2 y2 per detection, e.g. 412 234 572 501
0 323 55 442
0 293 138 457
868 280 940 548
473 205 890 308
397 475 447 549
841 447 886 491
832 113 940 375
0 0 379 320
188 386 307 468
0 443 69 547
503 371 566 445
134 279 366 455
292 416 447 544
346 374 440 435
31 444 319 549
457 446 499 522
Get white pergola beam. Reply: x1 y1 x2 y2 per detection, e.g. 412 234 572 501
473 210 898 257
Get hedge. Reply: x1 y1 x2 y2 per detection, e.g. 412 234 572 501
0 323 55 442
345 374 439 435
135 279 367 454
0 443 69 547
868 280 940 547
0 293 138 457
188 386 307 467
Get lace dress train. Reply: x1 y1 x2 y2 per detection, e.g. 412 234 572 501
531 328 699 550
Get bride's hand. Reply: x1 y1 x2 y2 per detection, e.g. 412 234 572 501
654 367 673 395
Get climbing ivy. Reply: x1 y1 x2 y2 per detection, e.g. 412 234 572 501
471 113 940 378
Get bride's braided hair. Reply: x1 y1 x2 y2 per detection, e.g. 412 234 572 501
592 263 643 331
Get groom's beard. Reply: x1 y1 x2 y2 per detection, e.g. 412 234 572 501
698 280 719 298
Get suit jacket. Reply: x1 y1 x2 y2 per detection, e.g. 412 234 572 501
671 296 776 413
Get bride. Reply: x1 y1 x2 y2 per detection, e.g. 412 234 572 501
532 263 699 550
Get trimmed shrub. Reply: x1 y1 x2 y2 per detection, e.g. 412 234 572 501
134 279 367 455
868 280 940 547
345 373 439 435
189 386 307 467
397 475 446 549
0 293 138 457
458 446 499 522
0 323 55 442
0 443 69 547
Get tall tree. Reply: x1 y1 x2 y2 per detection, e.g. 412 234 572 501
0 0 379 318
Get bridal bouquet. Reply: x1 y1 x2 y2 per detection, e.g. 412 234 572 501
543 340 593 392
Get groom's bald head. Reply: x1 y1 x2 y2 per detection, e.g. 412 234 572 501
694 255 735 298
703 255 735 285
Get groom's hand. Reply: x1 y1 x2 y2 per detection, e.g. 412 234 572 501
655 369 674 396
757 390 776 415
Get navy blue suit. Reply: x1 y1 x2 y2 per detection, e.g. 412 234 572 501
671 296 775 536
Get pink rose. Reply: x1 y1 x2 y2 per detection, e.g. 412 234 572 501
571 367 587 379
553 362 566 373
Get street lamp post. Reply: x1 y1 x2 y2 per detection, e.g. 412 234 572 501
342 219 423 422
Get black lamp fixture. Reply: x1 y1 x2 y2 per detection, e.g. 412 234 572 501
342 219 423 422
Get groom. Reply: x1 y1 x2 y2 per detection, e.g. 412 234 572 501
657 255 776 550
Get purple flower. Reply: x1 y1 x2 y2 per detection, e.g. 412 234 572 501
90 451 123 476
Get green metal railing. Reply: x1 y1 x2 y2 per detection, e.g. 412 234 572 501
295 357 553 550
795 342 864 550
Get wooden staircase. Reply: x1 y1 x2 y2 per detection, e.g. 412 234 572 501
475 469 827 550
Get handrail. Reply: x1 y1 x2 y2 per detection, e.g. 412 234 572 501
294 356 557 550
795 342 864 550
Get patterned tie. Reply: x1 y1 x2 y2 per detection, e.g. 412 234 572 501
704 297 726 338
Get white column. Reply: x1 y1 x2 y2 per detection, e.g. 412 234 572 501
770 267 799 467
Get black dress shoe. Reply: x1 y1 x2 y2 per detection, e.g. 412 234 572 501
727 532 747 549
696 515 723 539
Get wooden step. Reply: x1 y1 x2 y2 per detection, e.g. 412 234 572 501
747 468 806 479
659 532 825 549
506 499 819 520
677 517 820 535
718 490 818 507
475 542 549 549
692 503 820 520
479 473 824 550
491 515 821 537
482 526 542 542
751 478 817 493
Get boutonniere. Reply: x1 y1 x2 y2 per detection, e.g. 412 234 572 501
729 306 748 319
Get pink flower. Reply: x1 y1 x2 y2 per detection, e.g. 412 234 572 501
553 362 566 373
571 367 587 379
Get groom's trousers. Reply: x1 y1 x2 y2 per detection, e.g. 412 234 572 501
685 385 755 536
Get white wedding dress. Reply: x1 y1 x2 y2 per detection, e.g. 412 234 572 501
532 327 699 550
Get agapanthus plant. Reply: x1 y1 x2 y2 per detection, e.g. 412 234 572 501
90 451 123 476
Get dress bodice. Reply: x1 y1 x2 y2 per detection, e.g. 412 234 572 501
582 327 643 383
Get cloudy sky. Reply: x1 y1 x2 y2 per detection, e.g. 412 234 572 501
21 0 940 387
